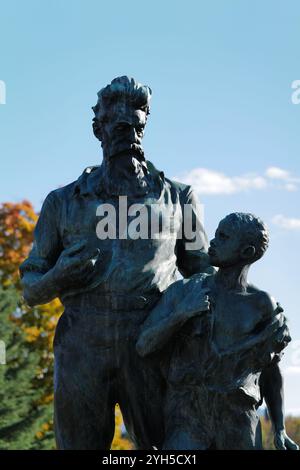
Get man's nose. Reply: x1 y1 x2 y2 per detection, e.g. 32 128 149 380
128 126 139 142
210 239 216 247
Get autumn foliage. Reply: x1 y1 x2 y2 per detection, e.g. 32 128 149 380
0 200 131 449
0 201 37 288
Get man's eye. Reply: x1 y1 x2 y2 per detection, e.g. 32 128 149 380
115 123 129 132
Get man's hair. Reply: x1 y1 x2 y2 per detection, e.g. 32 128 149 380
92 76 152 139
223 212 270 262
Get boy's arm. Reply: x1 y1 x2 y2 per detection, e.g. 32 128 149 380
136 289 210 357
136 309 190 357
261 361 299 450
258 292 298 450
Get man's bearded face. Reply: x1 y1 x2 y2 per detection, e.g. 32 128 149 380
101 103 147 161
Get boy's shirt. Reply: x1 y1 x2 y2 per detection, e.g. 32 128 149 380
137 273 291 407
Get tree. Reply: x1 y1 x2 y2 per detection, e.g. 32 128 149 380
0 287 53 449
0 201 37 289
0 201 132 449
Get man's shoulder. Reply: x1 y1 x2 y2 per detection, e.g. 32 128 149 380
146 160 192 195
166 178 192 195
44 166 100 203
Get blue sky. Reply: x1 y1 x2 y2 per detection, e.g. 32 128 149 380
0 1 300 414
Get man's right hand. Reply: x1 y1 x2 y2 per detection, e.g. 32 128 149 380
51 241 100 292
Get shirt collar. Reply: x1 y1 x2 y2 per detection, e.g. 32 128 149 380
73 160 165 198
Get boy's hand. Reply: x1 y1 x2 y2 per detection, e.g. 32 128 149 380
175 287 211 321
274 429 299 450
184 294 210 319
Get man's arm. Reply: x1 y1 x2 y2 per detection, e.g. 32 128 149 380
20 192 63 306
22 242 101 306
21 189 103 307
22 268 60 307
176 185 213 277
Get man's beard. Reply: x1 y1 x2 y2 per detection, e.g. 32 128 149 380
102 146 153 197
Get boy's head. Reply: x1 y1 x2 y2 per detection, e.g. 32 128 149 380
208 213 269 268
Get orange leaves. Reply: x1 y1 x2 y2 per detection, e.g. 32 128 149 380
24 326 42 342
0 199 63 348
37 393 54 406
111 405 134 450
0 200 37 288
35 420 54 442
0 200 62 401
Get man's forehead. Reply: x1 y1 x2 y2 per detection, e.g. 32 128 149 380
109 102 146 122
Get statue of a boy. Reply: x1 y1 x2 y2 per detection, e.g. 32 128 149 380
137 213 299 450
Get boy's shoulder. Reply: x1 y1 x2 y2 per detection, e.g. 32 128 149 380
182 272 211 287
247 284 282 318
164 272 211 297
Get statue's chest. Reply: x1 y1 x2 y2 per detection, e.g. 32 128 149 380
61 194 182 248
211 296 261 352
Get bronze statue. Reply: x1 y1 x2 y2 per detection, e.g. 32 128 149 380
137 213 299 450
20 76 211 449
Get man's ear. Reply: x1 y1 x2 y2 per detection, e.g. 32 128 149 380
92 119 103 141
241 245 256 260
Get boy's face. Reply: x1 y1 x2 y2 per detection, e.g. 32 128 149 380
208 219 248 268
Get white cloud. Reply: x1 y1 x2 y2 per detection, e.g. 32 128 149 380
285 408 300 417
265 166 300 192
272 215 300 231
283 366 300 376
174 166 299 196
284 183 298 192
266 166 291 180
174 168 267 195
